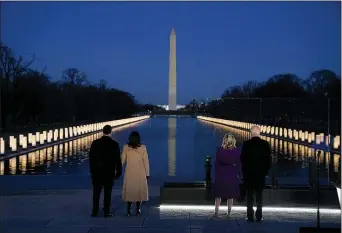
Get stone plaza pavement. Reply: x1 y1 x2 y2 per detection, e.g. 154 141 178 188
0 185 341 233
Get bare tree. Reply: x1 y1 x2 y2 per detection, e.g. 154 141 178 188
0 42 35 129
241 80 259 97
62 68 88 86
98 79 108 91
0 43 35 84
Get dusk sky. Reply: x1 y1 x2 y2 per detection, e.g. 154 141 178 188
2 1 341 105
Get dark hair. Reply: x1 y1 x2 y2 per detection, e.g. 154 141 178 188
128 131 141 149
103 125 112 135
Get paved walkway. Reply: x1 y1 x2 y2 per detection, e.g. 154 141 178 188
0 186 340 233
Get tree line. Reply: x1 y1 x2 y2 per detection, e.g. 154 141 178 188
0 43 141 133
187 71 341 135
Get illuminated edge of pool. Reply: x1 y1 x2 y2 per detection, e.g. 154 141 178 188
159 205 341 214
337 187 341 209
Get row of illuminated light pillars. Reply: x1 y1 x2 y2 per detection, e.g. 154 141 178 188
1 133 340 176
0 135 98 175
201 120 340 168
2 136 340 175
197 116 341 150
0 116 150 155
1 120 148 175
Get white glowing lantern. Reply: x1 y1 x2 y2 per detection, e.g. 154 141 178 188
315 135 321 145
39 133 44 144
47 130 52 143
0 138 5 154
32 136 36 147
22 136 27 149
9 137 17 152
69 127 73 137
261 126 266 133
310 132 315 140
333 136 340 149
64 128 69 138
288 129 293 139
28 133 32 144
270 127 274 135
304 131 308 140
293 130 298 140
275 127 278 136
53 130 58 141
18 134 24 146
279 128 283 137
59 129 64 140
43 131 47 141
284 128 288 138
320 133 324 143
299 131 305 142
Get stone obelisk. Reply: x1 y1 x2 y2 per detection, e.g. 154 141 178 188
168 28 177 111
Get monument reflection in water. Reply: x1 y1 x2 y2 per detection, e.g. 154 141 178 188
168 117 176 176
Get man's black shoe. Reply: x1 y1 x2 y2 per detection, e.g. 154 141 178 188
246 218 254 222
256 218 263 222
104 213 113 218
91 212 98 217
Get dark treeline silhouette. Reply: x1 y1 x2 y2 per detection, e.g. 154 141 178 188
0 43 140 133
187 72 341 135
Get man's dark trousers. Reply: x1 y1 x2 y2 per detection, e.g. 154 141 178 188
246 186 263 220
92 176 114 215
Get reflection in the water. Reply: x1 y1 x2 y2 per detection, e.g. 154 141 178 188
1 121 144 175
9 157 16 175
168 118 176 176
0 161 3 175
19 154 27 174
201 120 341 183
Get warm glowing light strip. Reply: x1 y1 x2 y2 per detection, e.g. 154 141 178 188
0 115 150 157
159 205 341 214
197 116 341 150
337 188 341 208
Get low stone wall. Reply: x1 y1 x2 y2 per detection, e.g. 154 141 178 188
197 116 341 151
0 115 150 158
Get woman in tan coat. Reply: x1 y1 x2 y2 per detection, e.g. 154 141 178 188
121 131 150 216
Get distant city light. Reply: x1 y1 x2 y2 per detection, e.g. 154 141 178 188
157 105 185 110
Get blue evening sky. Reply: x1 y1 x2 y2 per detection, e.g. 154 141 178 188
2 1 341 104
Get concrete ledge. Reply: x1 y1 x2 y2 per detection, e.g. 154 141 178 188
160 182 341 209
298 227 341 233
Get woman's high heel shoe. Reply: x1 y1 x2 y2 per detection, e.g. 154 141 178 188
127 202 132 216
136 202 141 216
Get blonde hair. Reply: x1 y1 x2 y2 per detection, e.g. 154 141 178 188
221 133 237 149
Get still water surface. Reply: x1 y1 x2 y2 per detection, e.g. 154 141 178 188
0 117 340 185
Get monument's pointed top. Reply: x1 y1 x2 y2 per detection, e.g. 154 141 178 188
171 28 176 34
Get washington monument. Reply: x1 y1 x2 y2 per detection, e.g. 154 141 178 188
168 28 177 111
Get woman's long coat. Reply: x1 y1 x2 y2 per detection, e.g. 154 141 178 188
121 144 150 202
